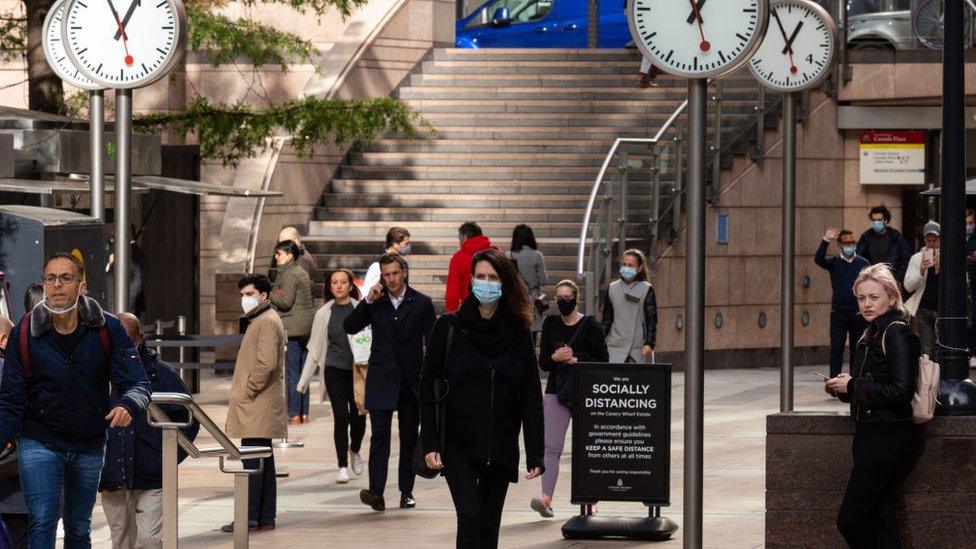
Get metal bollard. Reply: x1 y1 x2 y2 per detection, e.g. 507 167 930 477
155 319 164 356
162 429 179 549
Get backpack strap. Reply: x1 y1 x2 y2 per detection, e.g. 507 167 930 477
19 313 31 379
880 321 909 356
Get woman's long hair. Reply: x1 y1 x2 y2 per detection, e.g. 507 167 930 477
510 224 538 252
470 248 533 328
324 268 361 302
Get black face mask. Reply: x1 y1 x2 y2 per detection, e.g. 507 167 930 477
556 298 577 317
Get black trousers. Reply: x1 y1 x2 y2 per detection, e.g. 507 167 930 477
241 438 276 525
368 378 419 496
829 310 866 378
444 462 512 549
837 421 920 548
324 367 366 468
2 512 28 549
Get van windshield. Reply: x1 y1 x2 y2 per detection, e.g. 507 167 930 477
465 0 556 28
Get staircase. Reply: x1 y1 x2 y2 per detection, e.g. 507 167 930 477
303 48 774 311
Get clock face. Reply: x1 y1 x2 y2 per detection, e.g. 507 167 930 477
627 0 769 79
62 0 186 89
748 0 836 92
42 0 102 91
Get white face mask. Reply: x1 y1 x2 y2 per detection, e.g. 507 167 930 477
40 296 79 315
241 295 261 314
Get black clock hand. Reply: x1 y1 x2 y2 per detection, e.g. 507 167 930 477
772 11 789 45
686 0 706 24
782 21 804 54
114 0 141 41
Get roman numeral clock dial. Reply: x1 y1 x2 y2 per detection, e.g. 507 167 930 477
627 0 769 79
748 0 837 92
62 0 187 89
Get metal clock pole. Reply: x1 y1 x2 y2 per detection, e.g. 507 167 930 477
89 90 105 221
684 77 707 549
114 89 132 310
780 91 796 412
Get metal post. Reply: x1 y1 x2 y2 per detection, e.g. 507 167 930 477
155 319 164 356
672 131 685 243
754 86 766 161
619 152 629 249
650 151 662 261
161 428 178 549
587 0 598 48
602 187 613 285
234 473 249 549
711 82 723 197
89 90 105 221
114 89 133 312
781 93 797 413
683 78 707 549
937 0 976 413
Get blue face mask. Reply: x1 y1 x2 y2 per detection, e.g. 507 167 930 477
842 245 856 258
471 279 502 305
619 266 638 280
872 220 886 233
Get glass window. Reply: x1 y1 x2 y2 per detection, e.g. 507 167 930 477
464 0 555 28
847 0 911 16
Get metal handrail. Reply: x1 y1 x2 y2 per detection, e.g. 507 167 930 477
575 98 689 279
147 392 273 549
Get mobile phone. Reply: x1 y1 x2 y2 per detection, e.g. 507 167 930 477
813 372 828 380
923 247 935 264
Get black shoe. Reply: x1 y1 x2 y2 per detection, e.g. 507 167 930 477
360 489 385 511
400 492 416 509
221 521 258 533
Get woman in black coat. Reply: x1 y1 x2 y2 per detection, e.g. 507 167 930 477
825 264 921 547
421 248 544 549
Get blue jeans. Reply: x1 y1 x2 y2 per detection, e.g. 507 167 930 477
18 438 105 549
286 339 310 417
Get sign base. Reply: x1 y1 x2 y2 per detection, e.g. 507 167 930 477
560 515 678 541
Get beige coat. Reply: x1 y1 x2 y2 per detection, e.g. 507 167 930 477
226 302 288 439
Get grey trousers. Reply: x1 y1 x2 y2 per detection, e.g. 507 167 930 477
916 308 938 358
101 489 163 549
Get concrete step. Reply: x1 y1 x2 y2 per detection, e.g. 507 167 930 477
348 151 661 168
336 165 659 181
403 97 762 115
409 73 762 89
420 60 667 76
303 236 614 256
320 193 656 209
315 206 653 223
306 221 643 239
329 179 665 195
310 253 583 271
431 48 642 62
419 112 755 128
379 127 676 141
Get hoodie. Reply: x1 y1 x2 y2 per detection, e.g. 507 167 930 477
445 235 493 312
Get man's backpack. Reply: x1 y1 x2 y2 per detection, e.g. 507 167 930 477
18 312 111 379
881 321 939 424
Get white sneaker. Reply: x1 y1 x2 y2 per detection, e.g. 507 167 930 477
351 451 364 477
337 467 350 484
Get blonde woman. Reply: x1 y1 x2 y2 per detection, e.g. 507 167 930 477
298 269 366 484
825 264 921 547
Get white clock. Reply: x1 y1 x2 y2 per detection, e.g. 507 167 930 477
627 0 769 79
43 0 102 91
62 0 186 89
748 0 836 92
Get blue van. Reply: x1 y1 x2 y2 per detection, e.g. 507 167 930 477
456 0 632 48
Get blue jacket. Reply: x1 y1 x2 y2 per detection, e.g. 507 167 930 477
100 346 200 492
0 296 151 452
0 352 25 514
344 286 436 410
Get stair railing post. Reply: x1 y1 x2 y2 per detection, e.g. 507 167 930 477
672 130 685 243
602 179 614 287
161 428 178 549
618 151 629 252
649 149 662 264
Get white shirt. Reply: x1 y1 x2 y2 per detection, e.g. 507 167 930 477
365 286 407 309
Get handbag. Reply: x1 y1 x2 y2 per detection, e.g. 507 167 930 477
554 316 589 408
414 320 454 479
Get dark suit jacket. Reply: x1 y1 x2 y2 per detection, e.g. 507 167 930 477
344 286 436 411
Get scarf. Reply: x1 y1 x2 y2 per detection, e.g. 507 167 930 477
456 295 522 359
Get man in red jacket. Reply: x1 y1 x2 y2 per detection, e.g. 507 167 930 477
444 222 493 312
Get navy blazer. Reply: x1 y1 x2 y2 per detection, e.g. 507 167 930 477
344 286 436 411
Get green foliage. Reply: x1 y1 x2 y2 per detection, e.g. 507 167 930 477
235 0 369 18
134 96 431 165
0 13 25 61
187 6 318 69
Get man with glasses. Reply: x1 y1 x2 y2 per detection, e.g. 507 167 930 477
0 252 150 549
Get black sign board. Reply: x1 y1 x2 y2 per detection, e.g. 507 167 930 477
571 362 671 506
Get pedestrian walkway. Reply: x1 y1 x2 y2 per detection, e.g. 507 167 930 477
87 366 847 548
